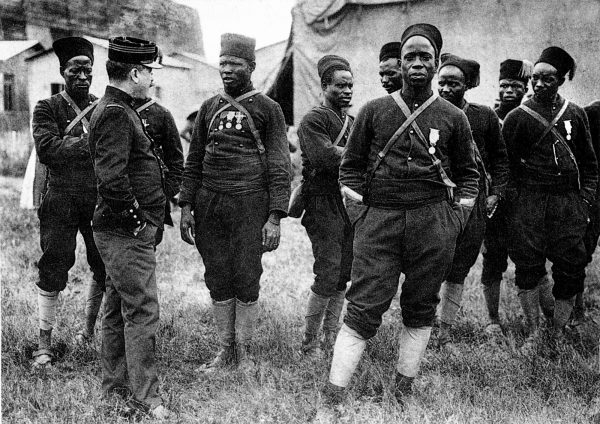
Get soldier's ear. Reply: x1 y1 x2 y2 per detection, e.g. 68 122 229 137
248 61 256 73
130 67 140 84
557 76 566 87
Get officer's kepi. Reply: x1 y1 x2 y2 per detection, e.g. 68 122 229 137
108 36 162 69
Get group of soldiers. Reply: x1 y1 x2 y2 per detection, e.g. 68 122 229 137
28 21 598 419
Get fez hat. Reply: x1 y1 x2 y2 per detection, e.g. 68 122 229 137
379 42 402 62
499 59 533 84
400 23 442 57
108 37 162 68
220 33 256 62
536 46 576 80
317 55 351 80
440 53 480 89
52 37 94 66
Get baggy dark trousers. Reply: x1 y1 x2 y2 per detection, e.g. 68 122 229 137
301 194 353 297
38 187 106 292
344 201 461 339
508 187 588 299
481 201 511 285
584 203 600 263
194 187 269 303
446 193 487 284
93 225 161 409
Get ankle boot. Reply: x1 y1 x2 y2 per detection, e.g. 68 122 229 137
394 372 414 406
538 275 555 319
301 291 329 357
235 299 258 371
482 279 501 326
321 290 346 350
554 296 576 331
199 298 236 372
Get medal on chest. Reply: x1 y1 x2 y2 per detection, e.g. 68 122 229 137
564 120 572 141
234 111 245 130
225 111 235 129
429 128 440 154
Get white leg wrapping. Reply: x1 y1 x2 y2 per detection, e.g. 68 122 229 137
329 324 366 388
396 326 432 378
38 288 58 331
439 282 464 326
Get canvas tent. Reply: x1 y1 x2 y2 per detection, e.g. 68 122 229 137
267 0 600 125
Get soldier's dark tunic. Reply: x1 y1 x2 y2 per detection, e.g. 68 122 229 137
89 85 166 408
583 100 600 261
33 92 105 292
134 98 184 245
447 101 509 284
339 92 479 338
298 106 354 297
179 86 291 303
503 95 597 300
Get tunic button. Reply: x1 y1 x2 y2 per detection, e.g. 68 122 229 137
215 142 219 145
414 104 418 108
249 98 253 102
409 130 414 134
219 99 223 103
239 144 243 147
408 156 412 161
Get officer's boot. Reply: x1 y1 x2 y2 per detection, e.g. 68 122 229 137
321 289 346 351
438 282 463 356
197 298 236 372
553 296 576 341
517 287 540 354
77 279 104 344
538 275 555 322
300 291 329 358
235 299 258 372
482 279 502 335
395 325 432 405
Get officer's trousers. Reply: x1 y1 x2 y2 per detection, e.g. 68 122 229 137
344 201 461 339
194 187 269 303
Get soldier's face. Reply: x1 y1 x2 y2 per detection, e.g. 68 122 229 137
499 78 527 104
219 55 254 93
61 55 93 97
532 62 564 101
438 65 467 106
131 66 154 99
379 58 402 93
322 70 353 109
400 36 437 88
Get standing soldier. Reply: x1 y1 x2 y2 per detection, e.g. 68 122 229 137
480 59 545 334
298 55 354 358
89 36 169 418
320 23 479 410
179 33 291 372
378 42 403 94
31 37 106 367
436 54 509 350
503 47 597 349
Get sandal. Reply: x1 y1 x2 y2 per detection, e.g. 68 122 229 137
32 348 54 369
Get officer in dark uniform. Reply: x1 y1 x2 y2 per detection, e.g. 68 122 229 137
320 24 479 410
31 37 105 367
378 42 403 93
503 47 597 348
436 53 509 349
179 33 291 372
298 55 354 358
133 93 184 246
89 36 169 419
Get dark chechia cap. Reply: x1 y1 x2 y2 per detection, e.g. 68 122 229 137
400 23 442 57
379 42 402 62
440 53 480 89
108 36 162 68
53 37 94 66
499 59 533 83
220 33 256 62
317 55 351 79
536 46 576 80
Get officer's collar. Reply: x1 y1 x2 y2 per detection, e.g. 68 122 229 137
105 85 134 104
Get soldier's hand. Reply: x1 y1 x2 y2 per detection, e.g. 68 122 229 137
485 194 499 217
262 216 281 252
180 205 195 245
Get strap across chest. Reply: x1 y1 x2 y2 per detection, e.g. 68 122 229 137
519 99 570 147
60 91 99 135
136 98 157 113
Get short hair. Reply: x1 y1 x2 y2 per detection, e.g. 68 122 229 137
321 66 352 86
106 59 145 82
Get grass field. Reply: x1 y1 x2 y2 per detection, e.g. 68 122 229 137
1 175 599 424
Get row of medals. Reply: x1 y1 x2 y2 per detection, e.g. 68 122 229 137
218 111 244 131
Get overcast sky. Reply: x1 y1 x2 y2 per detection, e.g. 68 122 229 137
173 0 296 63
